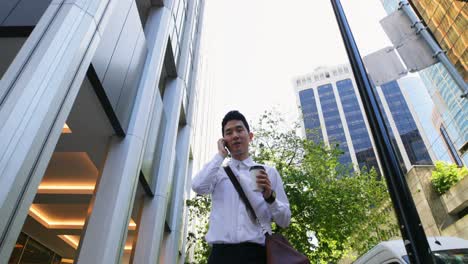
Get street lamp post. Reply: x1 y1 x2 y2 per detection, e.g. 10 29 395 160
330 0 435 263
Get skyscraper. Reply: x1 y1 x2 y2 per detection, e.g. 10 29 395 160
0 0 206 263
379 0 467 165
295 65 380 173
294 64 433 174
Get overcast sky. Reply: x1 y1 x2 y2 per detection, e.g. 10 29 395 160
201 0 392 130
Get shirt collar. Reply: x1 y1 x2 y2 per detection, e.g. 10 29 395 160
229 156 256 169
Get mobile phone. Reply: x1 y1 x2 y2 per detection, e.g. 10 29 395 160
223 140 230 153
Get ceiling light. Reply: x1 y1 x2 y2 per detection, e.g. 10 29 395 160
37 185 95 194
58 235 79 249
62 123 72 133
29 205 138 230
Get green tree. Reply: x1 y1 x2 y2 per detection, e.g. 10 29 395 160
250 110 398 263
185 110 398 263
431 160 468 194
185 195 211 264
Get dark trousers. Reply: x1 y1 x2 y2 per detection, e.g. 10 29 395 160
207 242 266 264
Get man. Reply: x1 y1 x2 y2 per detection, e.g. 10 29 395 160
192 110 291 264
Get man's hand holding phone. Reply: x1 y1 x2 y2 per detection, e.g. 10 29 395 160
217 138 229 158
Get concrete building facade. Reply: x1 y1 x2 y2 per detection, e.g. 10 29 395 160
0 0 206 263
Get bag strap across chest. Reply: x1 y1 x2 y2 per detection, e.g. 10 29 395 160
223 166 267 233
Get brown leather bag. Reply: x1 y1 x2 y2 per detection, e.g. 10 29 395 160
224 166 310 264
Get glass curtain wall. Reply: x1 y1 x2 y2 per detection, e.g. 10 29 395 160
299 89 322 142
337 78 380 173
318 83 353 167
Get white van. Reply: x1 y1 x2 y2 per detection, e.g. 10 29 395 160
353 236 468 264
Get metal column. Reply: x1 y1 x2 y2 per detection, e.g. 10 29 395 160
330 0 435 263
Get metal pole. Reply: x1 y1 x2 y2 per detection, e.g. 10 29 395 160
398 0 468 98
330 0 435 263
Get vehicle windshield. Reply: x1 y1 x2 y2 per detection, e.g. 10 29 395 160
403 249 468 263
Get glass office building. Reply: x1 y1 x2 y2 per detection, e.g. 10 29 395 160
380 81 433 166
419 63 468 165
295 65 381 173
0 0 207 263
295 65 433 174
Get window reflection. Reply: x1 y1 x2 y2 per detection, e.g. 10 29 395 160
8 233 27 264
8 233 62 264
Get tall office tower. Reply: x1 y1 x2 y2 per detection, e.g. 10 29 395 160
294 65 433 174
295 65 380 173
380 0 467 165
0 0 206 263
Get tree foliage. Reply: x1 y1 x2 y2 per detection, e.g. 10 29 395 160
431 160 468 194
185 110 398 263
185 195 211 264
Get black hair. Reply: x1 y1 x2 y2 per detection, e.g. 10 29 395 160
221 110 250 135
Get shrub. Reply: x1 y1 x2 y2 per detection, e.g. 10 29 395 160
431 161 467 195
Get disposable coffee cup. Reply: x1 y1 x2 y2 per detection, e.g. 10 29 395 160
249 165 265 192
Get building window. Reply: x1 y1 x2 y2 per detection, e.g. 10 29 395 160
318 83 352 167
299 89 322 142
7 74 116 263
9 233 63 263
440 124 463 166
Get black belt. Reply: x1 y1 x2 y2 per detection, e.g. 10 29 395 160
212 242 264 249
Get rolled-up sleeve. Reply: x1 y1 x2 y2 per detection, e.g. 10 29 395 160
192 154 224 195
267 168 291 228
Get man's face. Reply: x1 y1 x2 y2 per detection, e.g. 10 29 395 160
223 120 253 159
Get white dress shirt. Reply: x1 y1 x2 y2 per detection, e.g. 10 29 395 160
192 154 291 245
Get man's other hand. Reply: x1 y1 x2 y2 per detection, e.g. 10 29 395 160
256 170 272 199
